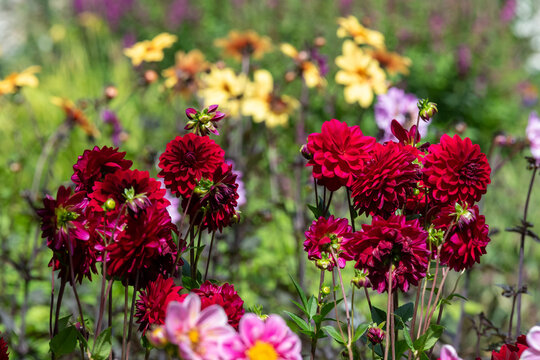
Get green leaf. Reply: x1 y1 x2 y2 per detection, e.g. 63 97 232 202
395 340 412 359
182 276 200 291
352 323 370 342
370 306 387 326
322 325 346 345
395 302 414 324
284 311 311 333
56 314 72 332
308 204 322 219
50 325 78 356
306 296 318 319
413 324 444 352
320 299 342 319
92 327 112 360
445 293 468 301
394 315 414 350
289 275 308 310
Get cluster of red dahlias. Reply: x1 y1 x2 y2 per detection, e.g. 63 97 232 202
303 116 491 293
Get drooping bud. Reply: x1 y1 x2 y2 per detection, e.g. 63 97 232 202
351 269 371 289
451 202 475 226
194 178 214 196
417 99 438 122
300 144 313 160
367 327 385 345
316 258 331 270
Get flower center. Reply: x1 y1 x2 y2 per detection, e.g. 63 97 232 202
55 207 79 229
188 329 200 345
460 162 479 181
184 151 197 166
246 340 278 360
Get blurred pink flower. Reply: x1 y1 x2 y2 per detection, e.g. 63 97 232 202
526 111 540 164
500 0 516 23
165 293 235 360
522 326 540 359
159 179 181 223
438 345 463 360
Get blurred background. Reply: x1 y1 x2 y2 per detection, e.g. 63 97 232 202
1 0 540 358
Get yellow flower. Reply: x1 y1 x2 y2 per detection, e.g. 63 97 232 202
51 97 100 137
198 67 248 117
335 40 387 108
280 43 326 89
0 66 41 95
368 48 411 76
124 33 177 66
162 49 210 96
242 69 299 127
337 16 385 49
214 30 272 61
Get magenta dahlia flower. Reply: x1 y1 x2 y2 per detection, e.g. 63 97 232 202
222 313 302 360
72 146 132 193
135 274 183 334
184 104 225 136
350 215 430 293
306 119 375 191
165 293 235 360
352 141 421 218
158 133 225 197
423 134 491 206
304 216 354 271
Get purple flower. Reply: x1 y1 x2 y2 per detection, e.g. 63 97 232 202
101 109 125 146
73 0 134 29
526 111 540 164
310 48 329 77
500 0 516 23
374 88 428 143
166 0 198 30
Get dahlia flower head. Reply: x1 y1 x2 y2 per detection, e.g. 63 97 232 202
423 134 491 206
0 332 8 360
352 141 421 218
350 215 430 293
491 334 528 360
159 133 225 198
303 215 355 271
306 119 376 191
221 313 302 360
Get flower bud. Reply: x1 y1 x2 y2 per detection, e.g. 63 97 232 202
321 286 331 295
144 70 158 84
300 144 313 160
104 85 118 100
147 326 168 348
103 198 116 211
285 71 296 83
417 99 438 122
367 327 385 345
351 269 370 289
316 258 331 270
428 226 445 247
314 36 326 47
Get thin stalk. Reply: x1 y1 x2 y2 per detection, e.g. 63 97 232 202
384 265 394 360
314 176 319 205
424 268 450 333
173 192 194 272
331 271 347 348
331 251 353 360
408 284 422 360
310 270 325 360
364 287 373 313
422 255 440 335
412 113 420 147
346 188 356 232
204 231 216 281
68 246 87 337
53 277 66 336
49 268 55 339
126 271 140 359
121 282 129 360
416 259 432 340
324 191 334 215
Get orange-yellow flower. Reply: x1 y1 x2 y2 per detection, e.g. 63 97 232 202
0 66 41 95
280 43 326 88
198 67 248 117
337 16 385 49
162 49 210 96
51 97 100 137
242 69 299 127
214 30 272 61
368 48 411 76
335 40 387 108
124 33 177 66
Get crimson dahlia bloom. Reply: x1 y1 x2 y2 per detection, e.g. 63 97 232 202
351 215 430 293
432 203 490 271
135 274 183 334
491 335 528 360
304 216 354 271
158 133 225 198
180 281 245 329
352 141 420 218
0 333 8 360
89 169 169 214
306 119 375 191
423 134 491 206
72 146 133 193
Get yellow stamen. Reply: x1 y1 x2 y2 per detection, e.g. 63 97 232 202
246 340 278 360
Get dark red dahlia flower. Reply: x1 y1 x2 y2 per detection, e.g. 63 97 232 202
158 133 225 197
303 216 354 271
350 215 430 293
72 146 132 193
181 162 239 232
180 281 244 329
491 335 528 360
89 169 169 214
135 274 183 334
306 119 375 191
432 203 490 271
105 204 181 286
423 134 491 206
352 141 421 218
0 332 9 360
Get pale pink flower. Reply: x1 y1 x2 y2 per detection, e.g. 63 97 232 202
522 326 540 359
526 111 540 165
439 345 463 360
222 313 302 360
165 293 235 360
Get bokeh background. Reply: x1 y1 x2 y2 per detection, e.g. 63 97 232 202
1 0 540 358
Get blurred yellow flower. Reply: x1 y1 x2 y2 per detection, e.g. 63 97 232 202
280 43 326 88
124 33 177 66
0 66 41 95
215 30 272 61
198 67 248 117
337 16 385 49
335 40 387 108
242 69 299 127
51 97 100 137
368 48 411 76
162 49 210 96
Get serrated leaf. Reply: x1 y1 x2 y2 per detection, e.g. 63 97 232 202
289 275 308 310
50 325 78 356
92 327 111 360
322 326 346 345
284 311 311 332
352 323 369 342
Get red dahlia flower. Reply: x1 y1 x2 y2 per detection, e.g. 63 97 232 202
0 333 8 360
351 215 430 293
352 141 421 218
72 146 132 193
432 203 490 271
158 133 225 197
423 134 491 206
135 274 183 334
180 281 244 329
306 119 375 191
89 169 169 214
491 335 528 360
303 216 354 271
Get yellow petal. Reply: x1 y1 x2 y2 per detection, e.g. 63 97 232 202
280 43 298 58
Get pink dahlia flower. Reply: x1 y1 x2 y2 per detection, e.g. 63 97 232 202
526 111 540 165
222 313 302 360
522 326 540 359
438 345 463 360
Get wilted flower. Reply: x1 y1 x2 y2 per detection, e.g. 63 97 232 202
335 40 387 108
198 67 248 117
52 97 100 137
124 33 177 66
337 16 385 49
526 111 540 165
184 105 225 136
163 49 210 97
222 313 302 360
242 69 299 127
214 30 272 60
280 43 326 88
0 65 40 95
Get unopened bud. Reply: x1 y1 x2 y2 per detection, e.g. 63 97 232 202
144 70 158 84
316 258 331 270
300 144 313 160
104 85 118 100
417 99 438 122
314 37 326 47
367 327 385 345
147 326 168 348
103 198 116 211
321 286 331 295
